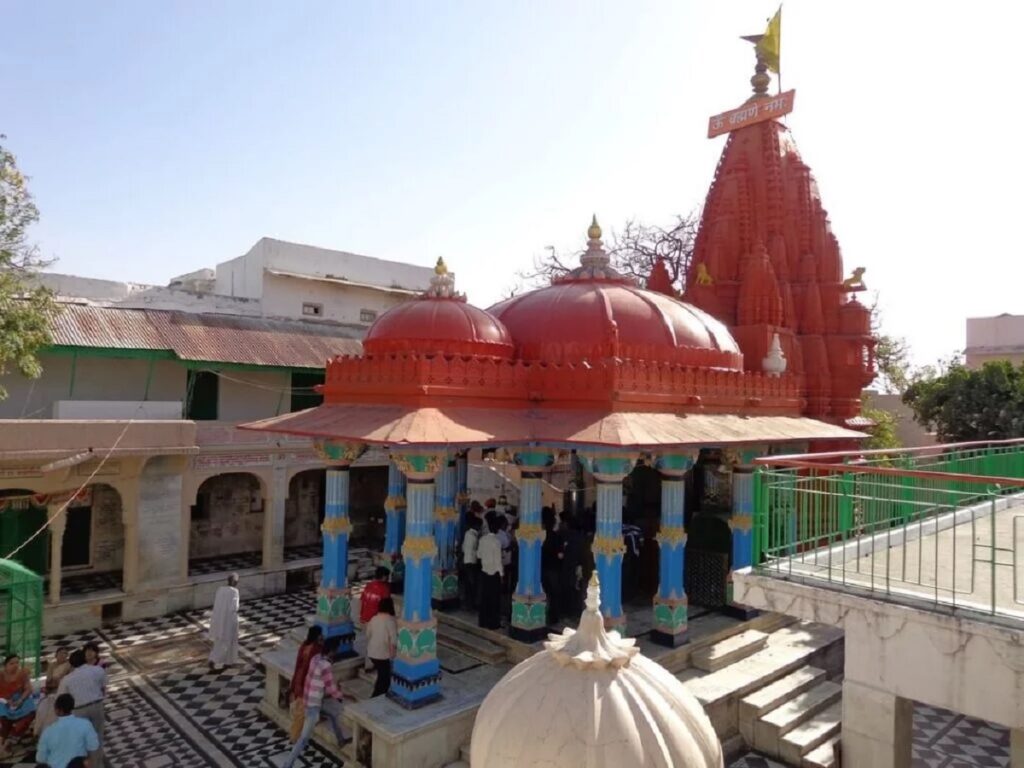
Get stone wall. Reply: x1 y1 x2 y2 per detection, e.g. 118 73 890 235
190 473 264 559
86 484 124 573
285 470 323 548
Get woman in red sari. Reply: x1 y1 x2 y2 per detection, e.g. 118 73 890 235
0 654 36 758
288 627 323 741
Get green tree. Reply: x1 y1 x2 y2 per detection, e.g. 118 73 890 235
0 136 56 400
902 360 1024 442
860 394 901 451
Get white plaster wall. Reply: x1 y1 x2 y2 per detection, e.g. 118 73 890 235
261 273 407 328
965 314 1024 367
87 484 125 572
285 470 323 547
0 356 187 419
734 571 1024 731
216 370 291 422
258 237 432 291
215 248 265 300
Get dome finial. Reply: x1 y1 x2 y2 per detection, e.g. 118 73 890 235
584 571 601 613
425 257 462 299
588 214 602 242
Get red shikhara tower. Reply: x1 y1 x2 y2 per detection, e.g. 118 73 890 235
682 46 876 425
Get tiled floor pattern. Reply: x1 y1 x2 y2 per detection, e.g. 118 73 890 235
4 591 1013 768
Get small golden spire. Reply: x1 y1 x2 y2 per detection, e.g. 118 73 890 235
587 214 602 241
434 256 448 275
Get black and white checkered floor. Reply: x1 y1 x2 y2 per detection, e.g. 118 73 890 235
6 591 1013 768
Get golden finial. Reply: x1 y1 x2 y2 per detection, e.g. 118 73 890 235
587 214 602 241
434 256 448 275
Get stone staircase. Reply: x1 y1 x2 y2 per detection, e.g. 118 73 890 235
682 620 845 768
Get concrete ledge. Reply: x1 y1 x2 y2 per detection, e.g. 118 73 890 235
735 568 1024 732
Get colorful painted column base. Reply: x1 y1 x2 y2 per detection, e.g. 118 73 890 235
315 585 357 657
510 593 548 643
430 566 460 610
651 596 689 647
389 618 442 709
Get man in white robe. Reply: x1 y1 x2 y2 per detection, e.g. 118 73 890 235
208 573 240 671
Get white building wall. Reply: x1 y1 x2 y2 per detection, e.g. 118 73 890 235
257 237 431 292
965 314 1024 368
0 356 187 419
261 273 407 327
216 369 291 422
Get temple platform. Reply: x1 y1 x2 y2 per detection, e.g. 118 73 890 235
259 595 824 767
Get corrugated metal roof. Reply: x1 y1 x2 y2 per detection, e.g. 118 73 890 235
48 303 363 368
242 405 867 447
49 304 166 350
147 311 362 368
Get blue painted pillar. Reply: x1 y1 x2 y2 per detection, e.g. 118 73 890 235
578 450 637 634
389 450 446 709
651 452 695 647
313 441 367 657
432 458 459 608
455 451 469 535
380 460 408 589
510 448 556 641
728 466 758 618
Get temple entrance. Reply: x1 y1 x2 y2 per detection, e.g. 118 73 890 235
188 472 265 576
685 449 733 608
622 463 661 604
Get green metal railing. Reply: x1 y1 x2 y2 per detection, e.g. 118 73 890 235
0 559 44 676
752 439 1024 620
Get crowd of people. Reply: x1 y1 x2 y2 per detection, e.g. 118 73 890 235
0 640 109 767
462 498 594 631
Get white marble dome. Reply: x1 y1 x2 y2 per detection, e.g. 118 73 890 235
470 575 724 768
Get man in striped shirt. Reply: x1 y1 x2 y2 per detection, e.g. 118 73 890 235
283 636 350 767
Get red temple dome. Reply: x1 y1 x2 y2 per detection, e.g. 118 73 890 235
490 220 743 369
363 258 515 359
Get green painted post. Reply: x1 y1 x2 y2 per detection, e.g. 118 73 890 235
142 356 156 401
68 350 78 397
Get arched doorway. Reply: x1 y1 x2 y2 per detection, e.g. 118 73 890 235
684 449 734 609
285 469 325 562
60 484 125 597
622 463 661 604
0 486 125 599
188 472 265 576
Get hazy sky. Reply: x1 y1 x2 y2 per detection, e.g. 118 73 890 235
4 1 1022 366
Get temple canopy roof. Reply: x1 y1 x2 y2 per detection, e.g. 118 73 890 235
242 404 863 448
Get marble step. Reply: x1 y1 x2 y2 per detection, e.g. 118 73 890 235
739 666 827 744
802 735 840 768
754 681 842 757
780 701 842 766
438 625 507 664
683 622 843 739
691 629 769 672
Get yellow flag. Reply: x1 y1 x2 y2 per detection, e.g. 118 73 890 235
757 7 781 74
